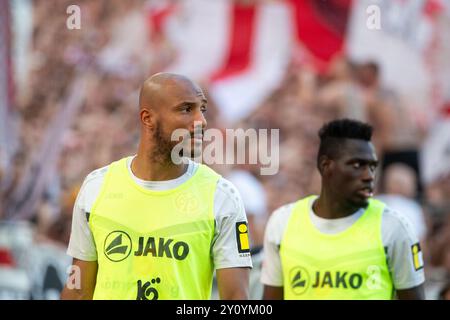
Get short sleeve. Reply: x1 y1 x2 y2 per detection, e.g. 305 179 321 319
382 207 425 290
66 167 107 261
260 203 294 287
211 178 253 270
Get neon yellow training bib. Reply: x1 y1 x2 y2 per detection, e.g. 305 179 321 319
280 195 394 300
89 157 220 300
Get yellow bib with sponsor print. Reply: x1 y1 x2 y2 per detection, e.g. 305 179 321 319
89 157 220 300
280 196 393 300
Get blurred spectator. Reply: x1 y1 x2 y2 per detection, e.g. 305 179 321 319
0 221 33 299
355 62 425 193
438 281 450 300
377 163 427 241
353 61 393 156
0 221 71 300
316 57 367 122
0 246 31 299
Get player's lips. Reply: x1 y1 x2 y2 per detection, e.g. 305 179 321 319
356 187 373 198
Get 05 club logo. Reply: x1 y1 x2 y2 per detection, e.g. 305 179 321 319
136 278 161 300
174 191 200 216
104 231 132 262
290 266 310 295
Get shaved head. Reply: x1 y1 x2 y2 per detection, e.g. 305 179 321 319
131 72 208 182
136 72 208 164
139 72 204 111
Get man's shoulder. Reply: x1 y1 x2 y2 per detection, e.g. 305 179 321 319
190 163 237 208
82 165 110 188
271 202 297 222
213 176 243 213
269 195 315 223
196 162 223 180
81 157 130 189
77 164 112 208
381 204 412 228
265 202 297 242
380 204 418 243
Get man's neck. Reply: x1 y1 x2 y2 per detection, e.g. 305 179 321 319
131 152 188 181
313 191 360 220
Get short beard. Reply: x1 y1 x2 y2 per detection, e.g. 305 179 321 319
347 198 370 211
151 121 176 165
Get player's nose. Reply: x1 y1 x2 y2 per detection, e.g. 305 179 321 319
192 109 207 131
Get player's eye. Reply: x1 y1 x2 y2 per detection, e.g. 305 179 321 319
352 162 361 169
182 105 192 113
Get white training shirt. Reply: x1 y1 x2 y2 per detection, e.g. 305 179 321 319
261 196 425 290
67 156 253 270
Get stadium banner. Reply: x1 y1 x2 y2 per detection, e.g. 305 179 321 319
160 0 291 125
153 0 447 127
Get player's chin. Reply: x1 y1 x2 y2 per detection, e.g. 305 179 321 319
349 195 370 209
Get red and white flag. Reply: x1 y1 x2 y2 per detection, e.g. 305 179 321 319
289 0 352 73
151 0 447 126
153 0 353 124
159 0 292 125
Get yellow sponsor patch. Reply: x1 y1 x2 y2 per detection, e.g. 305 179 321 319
236 222 250 253
411 243 424 271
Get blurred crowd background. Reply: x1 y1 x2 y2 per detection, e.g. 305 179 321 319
1 0 450 299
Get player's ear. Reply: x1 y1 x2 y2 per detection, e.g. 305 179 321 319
140 107 156 130
318 155 332 176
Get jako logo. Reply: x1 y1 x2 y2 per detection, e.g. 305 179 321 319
134 237 189 260
104 231 132 262
290 267 310 295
